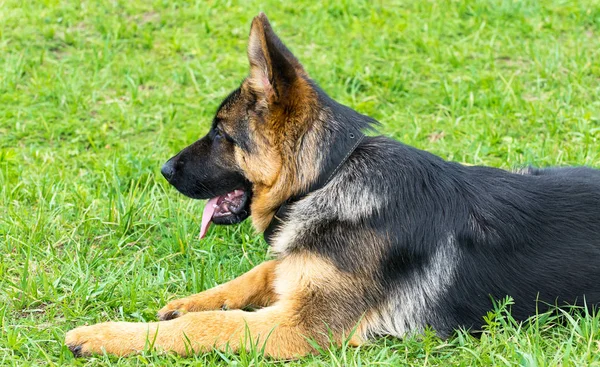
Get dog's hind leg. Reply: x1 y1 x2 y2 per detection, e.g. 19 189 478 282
157 260 278 320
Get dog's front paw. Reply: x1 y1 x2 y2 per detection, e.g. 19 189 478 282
66 322 146 357
66 324 107 357
157 299 192 321
157 291 234 320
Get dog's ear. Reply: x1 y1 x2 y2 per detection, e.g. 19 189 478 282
247 13 304 104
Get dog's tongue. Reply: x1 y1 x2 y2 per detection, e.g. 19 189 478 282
200 197 219 239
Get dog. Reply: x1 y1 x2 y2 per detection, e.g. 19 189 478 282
66 13 600 358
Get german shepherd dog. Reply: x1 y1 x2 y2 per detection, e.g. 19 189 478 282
66 13 600 358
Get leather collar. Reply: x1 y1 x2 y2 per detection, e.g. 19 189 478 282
263 128 365 245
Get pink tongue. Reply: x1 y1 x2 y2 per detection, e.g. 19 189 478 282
199 197 219 239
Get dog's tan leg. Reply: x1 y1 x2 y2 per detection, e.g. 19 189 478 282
157 260 278 320
66 253 369 358
66 304 314 359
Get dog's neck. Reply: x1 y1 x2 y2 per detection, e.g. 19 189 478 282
263 126 365 245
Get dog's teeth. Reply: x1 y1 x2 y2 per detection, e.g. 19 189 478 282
234 190 242 196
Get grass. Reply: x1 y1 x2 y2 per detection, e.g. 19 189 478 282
1 0 600 365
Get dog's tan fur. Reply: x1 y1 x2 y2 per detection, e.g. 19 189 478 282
156 260 279 317
236 16 321 231
66 252 364 357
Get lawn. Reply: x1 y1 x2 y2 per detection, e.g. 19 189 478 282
1 0 600 365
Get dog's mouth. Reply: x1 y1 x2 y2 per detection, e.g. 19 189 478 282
200 189 251 238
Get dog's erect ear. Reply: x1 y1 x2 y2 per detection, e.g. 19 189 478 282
247 13 304 103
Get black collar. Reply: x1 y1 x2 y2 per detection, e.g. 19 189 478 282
263 128 365 245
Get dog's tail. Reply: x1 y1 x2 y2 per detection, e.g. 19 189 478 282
516 166 600 179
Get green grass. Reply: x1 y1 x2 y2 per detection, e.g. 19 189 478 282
1 0 600 365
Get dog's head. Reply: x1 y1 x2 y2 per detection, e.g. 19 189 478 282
162 13 324 236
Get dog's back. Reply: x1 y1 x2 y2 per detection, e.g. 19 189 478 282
446 162 600 332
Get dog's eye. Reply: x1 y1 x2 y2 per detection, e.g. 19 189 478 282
214 128 235 144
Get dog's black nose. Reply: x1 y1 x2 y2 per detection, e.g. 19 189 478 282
161 160 175 181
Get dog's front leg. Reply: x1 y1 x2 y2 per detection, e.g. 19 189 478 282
157 260 278 320
66 305 314 359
